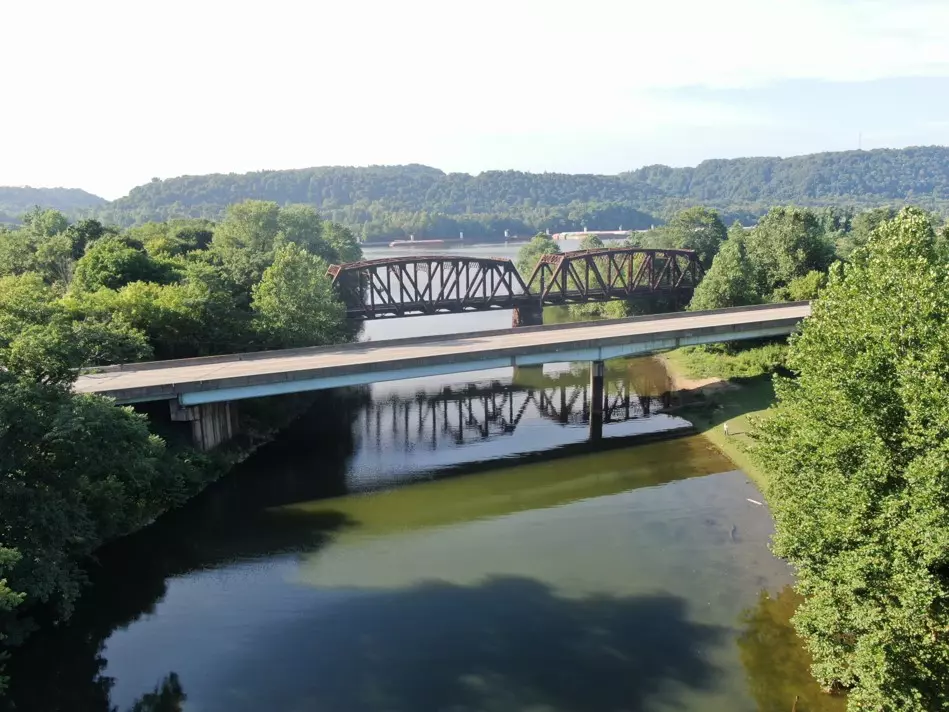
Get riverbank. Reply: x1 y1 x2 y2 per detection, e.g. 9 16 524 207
657 349 776 491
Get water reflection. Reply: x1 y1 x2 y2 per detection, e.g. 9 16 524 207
3 356 821 712
738 587 847 712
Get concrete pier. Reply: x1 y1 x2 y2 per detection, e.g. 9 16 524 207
170 401 237 451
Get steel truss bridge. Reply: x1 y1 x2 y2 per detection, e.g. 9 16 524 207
327 247 703 319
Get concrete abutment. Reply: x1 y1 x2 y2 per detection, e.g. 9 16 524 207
170 400 238 451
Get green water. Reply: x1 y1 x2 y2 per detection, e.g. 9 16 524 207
4 355 844 712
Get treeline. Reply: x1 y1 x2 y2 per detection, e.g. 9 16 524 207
518 204 906 323
62 146 949 241
752 208 949 711
0 201 360 689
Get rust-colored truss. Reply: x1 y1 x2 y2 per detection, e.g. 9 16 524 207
327 248 703 319
523 248 704 304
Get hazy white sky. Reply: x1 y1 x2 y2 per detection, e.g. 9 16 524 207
4 0 949 198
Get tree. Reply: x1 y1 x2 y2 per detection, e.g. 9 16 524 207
21 208 68 239
640 207 727 268
744 207 835 296
0 547 24 693
321 221 363 263
210 200 282 288
0 370 208 640
71 236 173 293
753 208 949 710
579 234 605 250
251 243 346 349
772 270 827 302
516 233 560 276
687 232 759 311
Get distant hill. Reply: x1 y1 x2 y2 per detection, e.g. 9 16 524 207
92 165 664 240
0 187 106 224
7 146 949 239
625 146 949 205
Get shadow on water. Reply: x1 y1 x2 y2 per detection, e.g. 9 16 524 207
179 577 725 712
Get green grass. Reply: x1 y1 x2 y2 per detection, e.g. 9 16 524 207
668 342 788 380
662 348 778 491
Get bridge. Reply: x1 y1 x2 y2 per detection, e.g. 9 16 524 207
327 247 703 324
75 302 809 449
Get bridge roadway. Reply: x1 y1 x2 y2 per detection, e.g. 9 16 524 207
75 302 809 407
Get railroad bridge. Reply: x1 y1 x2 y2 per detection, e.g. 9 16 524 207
327 248 703 326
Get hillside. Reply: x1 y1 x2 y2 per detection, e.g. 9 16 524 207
92 165 663 240
0 187 106 224
626 146 949 204
6 146 949 240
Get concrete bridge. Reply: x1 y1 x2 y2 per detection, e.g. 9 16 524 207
75 302 809 449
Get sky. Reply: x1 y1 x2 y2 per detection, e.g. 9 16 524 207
4 0 949 199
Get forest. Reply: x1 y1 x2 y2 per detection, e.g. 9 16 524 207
10 146 949 243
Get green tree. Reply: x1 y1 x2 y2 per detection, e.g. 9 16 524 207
71 236 173 293
0 547 24 693
754 208 949 710
0 370 208 629
34 232 75 285
21 208 68 239
516 233 561 276
0 228 38 277
251 243 346 349
744 207 835 295
321 221 363 263
641 207 728 268
772 270 827 302
579 234 605 250
688 232 759 310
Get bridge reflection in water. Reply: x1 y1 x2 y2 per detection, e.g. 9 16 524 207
362 380 673 453
350 358 688 487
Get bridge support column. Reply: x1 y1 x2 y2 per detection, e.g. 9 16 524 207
589 360 605 442
512 303 544 328
170 400 237 451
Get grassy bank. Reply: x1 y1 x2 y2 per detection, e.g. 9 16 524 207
658 347 779 491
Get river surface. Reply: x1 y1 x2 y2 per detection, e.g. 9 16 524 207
5 242 844 712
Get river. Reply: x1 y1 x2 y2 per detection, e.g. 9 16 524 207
3 242 844 712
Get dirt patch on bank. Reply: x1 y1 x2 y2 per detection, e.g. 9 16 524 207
655 354 739 394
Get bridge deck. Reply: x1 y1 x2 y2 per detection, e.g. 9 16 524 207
74 303 809 405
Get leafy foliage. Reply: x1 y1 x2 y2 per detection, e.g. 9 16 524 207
251 243 346 348
689 208 835 311
11 146 928 241
628 206 727 268
753 208 949 710
516 233 561 277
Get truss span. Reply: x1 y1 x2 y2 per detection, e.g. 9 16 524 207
328 248 703 319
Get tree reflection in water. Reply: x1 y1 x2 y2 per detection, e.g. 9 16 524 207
738 586 846 712
127 673 186 712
